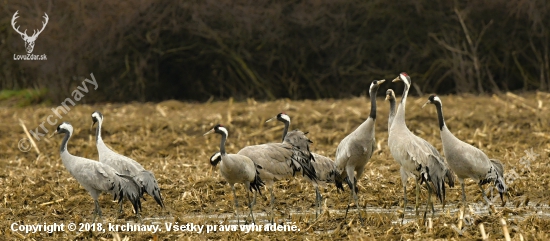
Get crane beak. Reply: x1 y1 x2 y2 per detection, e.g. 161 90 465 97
203 129 214 136
385 94 390 101
265 116 277 123
91 121 96 131
421 100 430 109
378 79 386 84
392 76 401 82
49 132 58 138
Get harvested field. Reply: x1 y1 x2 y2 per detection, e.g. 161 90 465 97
1 92 550 240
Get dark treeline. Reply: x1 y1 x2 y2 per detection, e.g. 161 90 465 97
1 0 549 103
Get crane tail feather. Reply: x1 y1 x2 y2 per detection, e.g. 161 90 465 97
250 168 265 195
116 173 144 215
135 170 164 208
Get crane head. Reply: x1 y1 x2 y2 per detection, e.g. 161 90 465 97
91 111 103 130
422 94 441 108
385 89 395 101
369 79 385 96
266 112 291 125
56 122 73 135
204 124 228 138
209 152 222 166
392 72 411 86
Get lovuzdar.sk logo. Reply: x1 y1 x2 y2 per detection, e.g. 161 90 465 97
11 10 48 61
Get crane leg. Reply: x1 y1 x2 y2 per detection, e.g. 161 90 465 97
315 186 322 219
461 182 467 207
232 185 240 225
344 188 352 220
430 193 435 215
92 200 102 223
118 201 123 214
252 191 257 208
247 191 255 224
270 187 275 224
428 183 435 215
401 185 407 224
355 192 364 224
400 167 409 224
478 183 492 206
344 168 364 224
415 181 420 217
344 185 363 224
423 184 435 222
352 178 364 224
403 185 408 209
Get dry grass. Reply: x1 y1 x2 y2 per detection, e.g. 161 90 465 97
1 92 550 240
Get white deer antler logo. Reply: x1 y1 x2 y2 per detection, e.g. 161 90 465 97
11 11 49 54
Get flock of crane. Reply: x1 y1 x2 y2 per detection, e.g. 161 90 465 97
54 72 507 225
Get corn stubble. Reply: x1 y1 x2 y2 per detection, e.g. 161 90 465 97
1 93 550 240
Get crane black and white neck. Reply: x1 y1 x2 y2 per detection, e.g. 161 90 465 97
388 73 454 220
210 152 222 167
423 94 507 208
267 112 343 219
55 122 143 222
91 111 165 211
204 124 264 224
334 79 385 222
385 89 396 133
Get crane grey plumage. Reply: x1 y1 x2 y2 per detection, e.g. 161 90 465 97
91 111 164 210
55 122 143 222
423 95 507 206
388 73 454 218
334 79 385 222
237 127 316 222
204 124 264 224
267 112 343 218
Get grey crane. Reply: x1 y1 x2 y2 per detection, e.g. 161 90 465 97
388 73 454 219
387 88 423 212
204 124 264 224
334 79 385 222
266 112 344 218
237 128 317 222
54 122 143 222
387 88 434 214
91 111 164 211
423 94 507 207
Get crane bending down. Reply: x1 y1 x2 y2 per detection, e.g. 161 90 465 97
205 124 264 224
423 95 506 208
334 79 385 222
388 73 455 220
237 127 317 223
55 122 143 222
91 111 164 211
266 113 343 218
